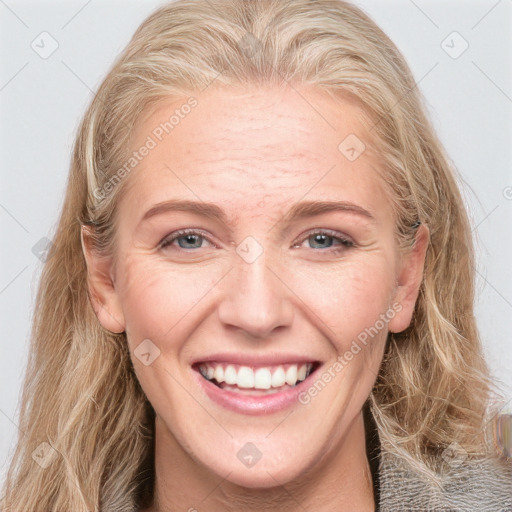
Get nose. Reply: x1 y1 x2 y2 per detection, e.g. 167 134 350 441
217 253 294 340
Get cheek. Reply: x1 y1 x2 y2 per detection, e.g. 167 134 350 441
117 256 224 343
286 256 396 347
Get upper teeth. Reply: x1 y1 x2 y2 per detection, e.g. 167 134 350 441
199 363 313 389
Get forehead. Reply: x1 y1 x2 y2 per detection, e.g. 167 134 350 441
120 83 391 224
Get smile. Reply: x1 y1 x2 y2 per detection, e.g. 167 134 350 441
197 362 316 393
193 359 322 414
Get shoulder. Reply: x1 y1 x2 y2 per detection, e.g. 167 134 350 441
378 449 512 512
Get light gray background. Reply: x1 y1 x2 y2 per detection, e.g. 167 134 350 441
1 0 511 486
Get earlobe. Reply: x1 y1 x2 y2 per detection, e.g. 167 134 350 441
388 223 429 334
80 225 126 333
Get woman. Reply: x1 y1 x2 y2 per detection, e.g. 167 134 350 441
1 0 510 510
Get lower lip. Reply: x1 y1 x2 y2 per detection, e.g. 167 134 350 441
194 367 319 415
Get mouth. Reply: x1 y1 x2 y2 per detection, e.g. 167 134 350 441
193 361 321 396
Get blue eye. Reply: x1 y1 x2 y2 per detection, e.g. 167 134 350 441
296 230 354 252
159 228 354 254
159 229 212 250
175 233 203 249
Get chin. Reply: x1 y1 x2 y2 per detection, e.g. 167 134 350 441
213 459 307 489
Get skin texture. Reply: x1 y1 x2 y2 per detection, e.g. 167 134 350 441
82 82 428 511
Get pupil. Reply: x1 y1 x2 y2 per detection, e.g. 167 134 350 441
311 234 331 248
179 234 201 248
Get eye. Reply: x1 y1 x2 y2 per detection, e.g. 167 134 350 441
293 229 354 253
158 228 354 254
159 229 215 251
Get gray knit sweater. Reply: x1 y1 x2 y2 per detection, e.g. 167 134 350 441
378 450 512 511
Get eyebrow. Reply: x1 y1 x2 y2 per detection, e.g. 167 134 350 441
281 200 375 224
139 198 375 228
140 199 229 225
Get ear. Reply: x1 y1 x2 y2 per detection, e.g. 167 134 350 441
388 223 429 333
80 225 126 333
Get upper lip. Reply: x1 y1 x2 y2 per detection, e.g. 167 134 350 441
191 353 322 367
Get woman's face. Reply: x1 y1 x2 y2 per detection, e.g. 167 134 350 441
86 83 426 487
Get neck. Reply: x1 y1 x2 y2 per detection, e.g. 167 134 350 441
144 411 375 512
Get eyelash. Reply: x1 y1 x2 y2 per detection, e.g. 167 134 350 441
293 229 354 253
159 228 354 254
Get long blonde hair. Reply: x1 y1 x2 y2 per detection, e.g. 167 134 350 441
1 0 501 510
